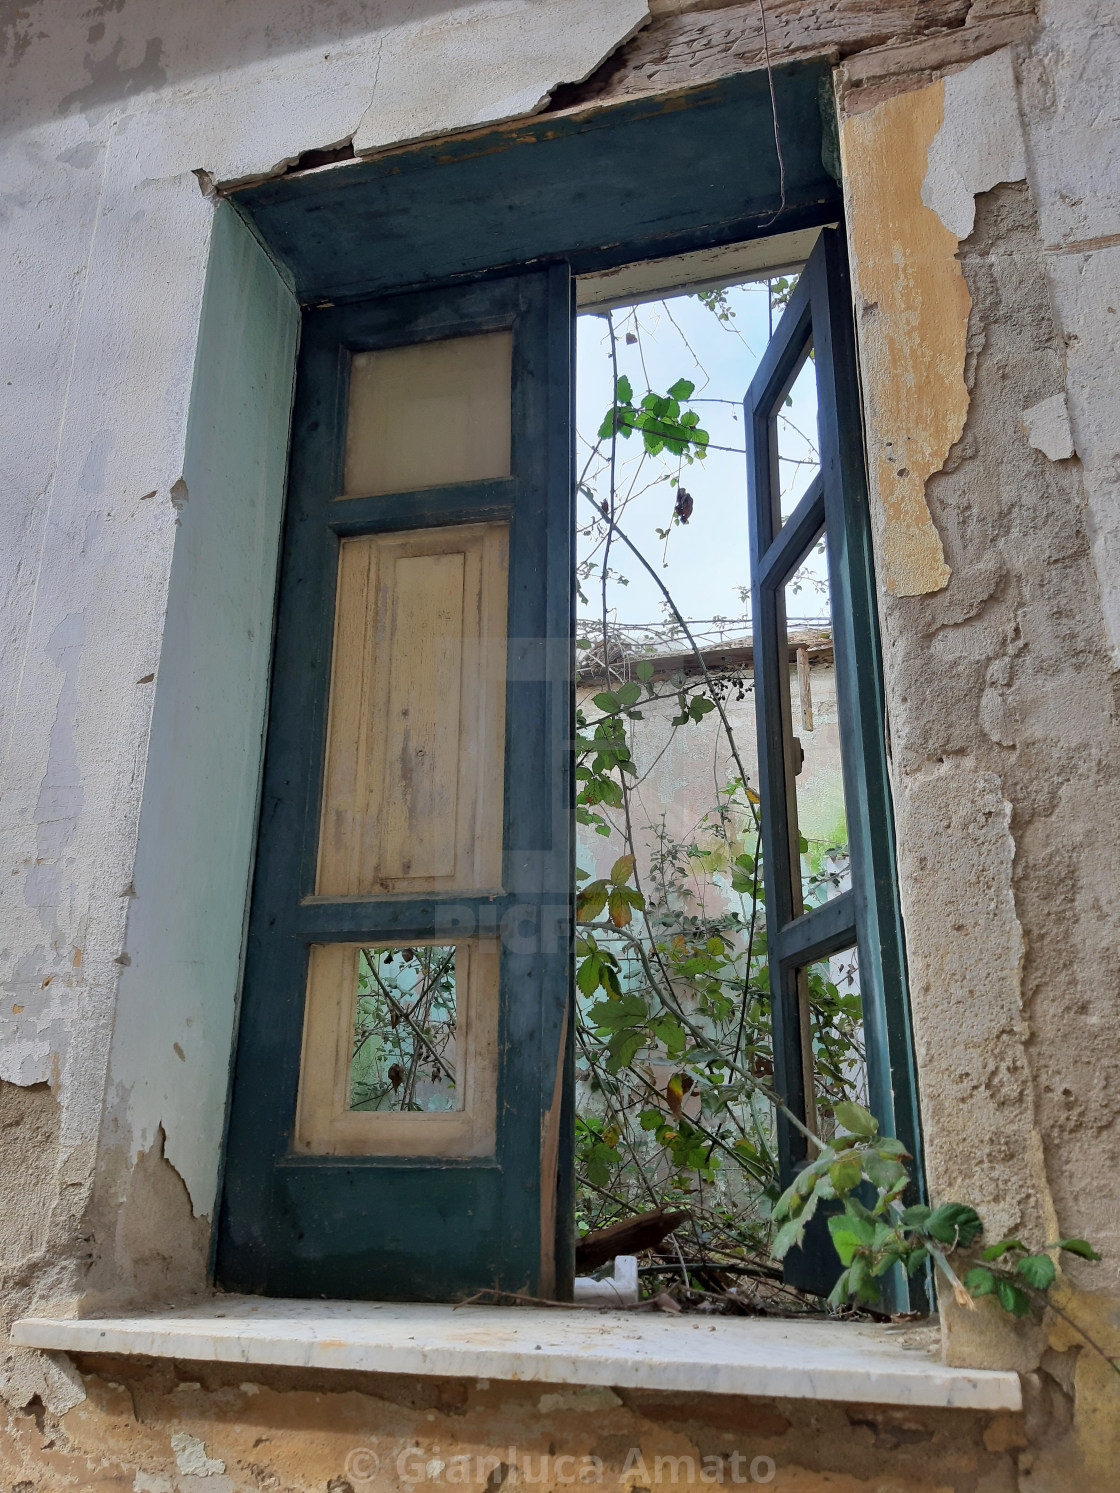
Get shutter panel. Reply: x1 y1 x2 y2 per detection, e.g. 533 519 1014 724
217 267 574 1301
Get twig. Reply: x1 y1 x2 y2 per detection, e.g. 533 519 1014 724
578 490 759 834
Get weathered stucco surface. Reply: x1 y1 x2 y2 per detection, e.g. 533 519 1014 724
843 42 1120 1282
841 81 961 597
0 0 653 1314
2 0 1120 1488
550 0 1037 114
0 1361 1050 1492
840 32 1120 1487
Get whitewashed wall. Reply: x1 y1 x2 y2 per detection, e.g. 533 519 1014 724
0 0 649 1296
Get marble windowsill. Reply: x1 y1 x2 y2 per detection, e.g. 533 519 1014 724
12 1298 1021 1411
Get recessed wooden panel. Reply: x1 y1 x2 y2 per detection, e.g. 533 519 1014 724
343 331 512 497
295 939 498 1157
316 523 508 897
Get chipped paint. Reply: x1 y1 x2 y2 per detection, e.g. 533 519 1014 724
1023 392 1076 462
840 80 962 597
921 48 1027 241
840 48 1035 601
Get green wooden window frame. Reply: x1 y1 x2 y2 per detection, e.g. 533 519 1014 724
745 229 925 1308
216 270 575 1301
215 62 923 1305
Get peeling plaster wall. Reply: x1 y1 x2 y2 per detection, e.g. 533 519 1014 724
0 0 651 1311
839 30 1120 1487
3 0 1120 1489
1017 0 1120 666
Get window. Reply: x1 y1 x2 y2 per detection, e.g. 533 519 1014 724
217 62 922 1307
745 232 922 1304
216 272 575 1301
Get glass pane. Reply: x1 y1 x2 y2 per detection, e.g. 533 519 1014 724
773 345 820 526
805 940 866 1138
350 945 461 1113
343 330 512 497
783 534 845 896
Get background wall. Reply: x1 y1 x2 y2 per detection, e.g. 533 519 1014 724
0 0 649 1396
1 0 1120 1488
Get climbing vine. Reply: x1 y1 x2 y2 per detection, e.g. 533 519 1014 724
570 281 1107 1354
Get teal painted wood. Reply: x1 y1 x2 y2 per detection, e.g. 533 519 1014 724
210 72 924 1308
120 200 300 1243
745 230 926 1309
215 267 573 1301
231 61 841 306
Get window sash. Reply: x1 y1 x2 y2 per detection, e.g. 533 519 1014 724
745 228 926 1309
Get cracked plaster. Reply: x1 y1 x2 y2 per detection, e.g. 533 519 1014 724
0 0 653 1316
2 3 1120 1486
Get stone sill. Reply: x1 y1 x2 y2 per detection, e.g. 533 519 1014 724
12 1298 1021 1412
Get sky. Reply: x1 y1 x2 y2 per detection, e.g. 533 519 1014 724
574 278 829 643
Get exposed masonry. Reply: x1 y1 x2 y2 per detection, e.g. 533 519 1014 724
888 182 1120 1283
0 1358 1058 1490
884 193 1120 1488
547 0 1037 116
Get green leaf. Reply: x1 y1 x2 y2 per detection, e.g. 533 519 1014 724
996 1279 1031 1318
900 1204 931 1229
848 1256 877 1303
865 1155 908 1195
828 1154 863 1196
635 659 654 683
667 377 695 401
616 681 642 707
575 956 601 997
905 1247 929 1276
652 1015 687 1057
827 1268 853 1307
874 1137 911 1158
833 1101 878 1138
610 853 636 886
827 1219 862 1268
576 884 608 923
965 1266 996 1297
1058 1238 1103 1261
981 1240 1025 1261
608 888 633 927
771 1215 805 1260
587 991 645 1028
925 1203 984 1248
592 691 620 713
843 1206 877 1244
1016 1254 1056 1291
615 374 633 403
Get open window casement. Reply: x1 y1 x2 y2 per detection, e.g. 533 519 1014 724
215 66 924 1308
745 229 924 1307
217 270 575 1302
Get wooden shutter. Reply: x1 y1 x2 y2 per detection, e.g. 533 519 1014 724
216 268 574 1302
